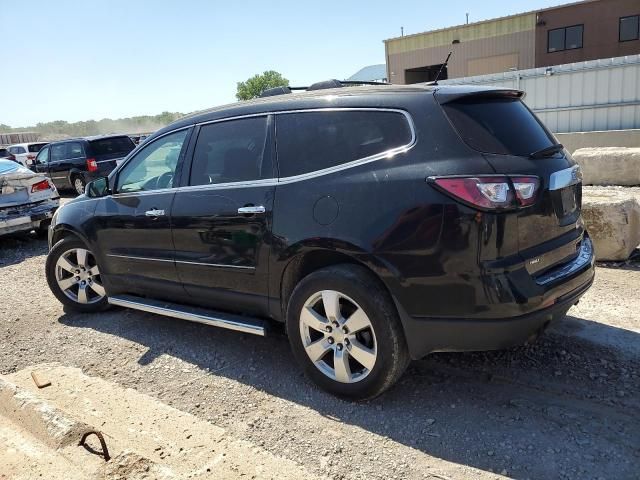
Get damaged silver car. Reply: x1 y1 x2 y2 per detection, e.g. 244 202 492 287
0 159 59 237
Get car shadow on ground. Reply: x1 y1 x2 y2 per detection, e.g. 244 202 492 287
58 310 640 479
0 235 48 267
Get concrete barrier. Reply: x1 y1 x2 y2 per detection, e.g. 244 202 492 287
582 187 640 261
573 148 640 186
0 363 320 480
557 129 640 154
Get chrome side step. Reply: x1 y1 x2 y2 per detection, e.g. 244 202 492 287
108 294 266 336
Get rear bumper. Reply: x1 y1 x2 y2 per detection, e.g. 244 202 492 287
0 199 59 236
397 236 595 359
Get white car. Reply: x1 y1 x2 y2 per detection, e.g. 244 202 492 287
0 159 59 236
7 142 49 167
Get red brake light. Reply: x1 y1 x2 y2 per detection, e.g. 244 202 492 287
31 179 52 193
431 175 540 210
86 158 98 172
8 154 16 161
27 154 35 160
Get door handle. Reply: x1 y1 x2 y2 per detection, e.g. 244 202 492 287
145 209 165 217
237 205 266 215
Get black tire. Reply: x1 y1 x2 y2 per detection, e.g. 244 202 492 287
286 264 410 400
46 236 110 313
72 175 86 195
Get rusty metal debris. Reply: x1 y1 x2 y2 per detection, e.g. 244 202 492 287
79 431 111 462
30 371 51 389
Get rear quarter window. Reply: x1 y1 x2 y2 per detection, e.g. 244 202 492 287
442 97 555 156
28 143 47 153
89 137 135 156
276 110 413 177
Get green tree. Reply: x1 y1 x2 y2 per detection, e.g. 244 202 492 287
236 70 289 101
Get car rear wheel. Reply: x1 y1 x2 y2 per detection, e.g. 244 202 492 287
46 236 109 312
72 175 86 195
287 264 410 400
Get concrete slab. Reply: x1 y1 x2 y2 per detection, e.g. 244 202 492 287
573 147 640 186
582 186 640 261
0 364 322 480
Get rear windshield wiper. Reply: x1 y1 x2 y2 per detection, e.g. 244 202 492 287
530 143 564 159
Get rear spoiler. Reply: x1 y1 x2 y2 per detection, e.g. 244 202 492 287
434 87 525 104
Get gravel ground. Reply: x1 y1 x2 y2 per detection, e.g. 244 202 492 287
1 230 639 480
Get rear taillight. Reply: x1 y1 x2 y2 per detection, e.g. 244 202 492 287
510 176 540 207
27 154 35 160
86 157 98 172
31 179 52 193
8 154 16 161
430 175 540 210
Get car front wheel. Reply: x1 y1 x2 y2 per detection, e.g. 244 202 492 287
287 264 410 400
45 236 109 312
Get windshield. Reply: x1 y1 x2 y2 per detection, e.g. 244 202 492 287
442 97 555 157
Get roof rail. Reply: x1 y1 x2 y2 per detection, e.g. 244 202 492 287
258 79 390 98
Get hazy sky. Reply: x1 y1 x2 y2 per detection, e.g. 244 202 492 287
1 0 568 127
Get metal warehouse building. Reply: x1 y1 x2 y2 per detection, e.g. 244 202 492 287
384 0 640 84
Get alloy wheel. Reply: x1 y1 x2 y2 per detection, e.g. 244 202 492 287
299 290 377 383
74 178 85 195
55 248 105 304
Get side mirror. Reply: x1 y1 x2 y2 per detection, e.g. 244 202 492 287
86 176 110 198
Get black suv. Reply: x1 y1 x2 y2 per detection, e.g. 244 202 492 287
45 83 594 399
35 135 136 195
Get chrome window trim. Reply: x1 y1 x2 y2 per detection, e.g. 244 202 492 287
549 165 582 191
174 107 416 192
108 108 416 196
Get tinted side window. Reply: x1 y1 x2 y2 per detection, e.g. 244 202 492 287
190 116 271 186
50 144 67 161
10 146 26 154
67 142 84 158
442 97 555 156
276 110 413 177
90 137 135 156
28 143 47 153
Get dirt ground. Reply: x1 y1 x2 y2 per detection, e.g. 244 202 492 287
0 229 639 480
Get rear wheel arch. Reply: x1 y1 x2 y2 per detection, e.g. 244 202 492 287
279 248 397 323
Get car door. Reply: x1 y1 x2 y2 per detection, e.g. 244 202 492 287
48 143 73 189
34 145 50 174
91 128 192 300
171 115 275 316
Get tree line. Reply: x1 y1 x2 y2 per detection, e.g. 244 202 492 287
0 111 184 137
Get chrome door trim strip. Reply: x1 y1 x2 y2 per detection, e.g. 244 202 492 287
106 253 254 270
549 165 582 191
176 259 254 270
107 253 174 263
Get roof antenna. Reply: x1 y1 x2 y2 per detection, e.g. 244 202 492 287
432 51 452 85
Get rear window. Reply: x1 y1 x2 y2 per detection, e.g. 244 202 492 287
276 110 413 177
89 137 135 156
28 143 47 153
442 97 555 157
